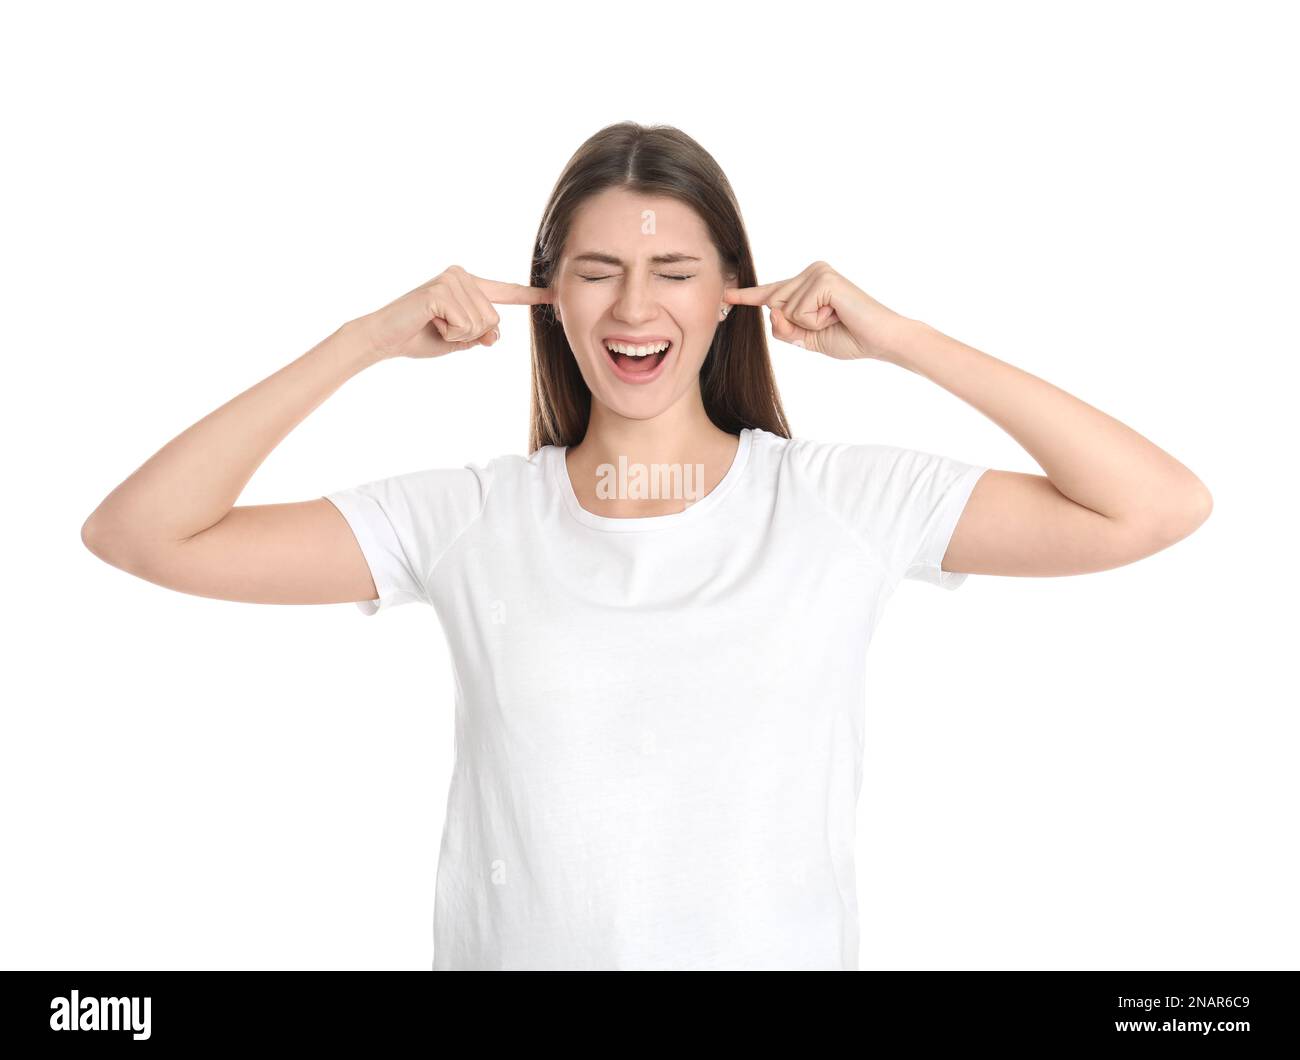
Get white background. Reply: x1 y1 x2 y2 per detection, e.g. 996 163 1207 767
3 0 1295 970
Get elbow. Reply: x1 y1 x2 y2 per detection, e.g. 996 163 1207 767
1177 478 1214 536
1189 480 1214 527
81 509 133 565
1144 479 1213 546
81 513 105 556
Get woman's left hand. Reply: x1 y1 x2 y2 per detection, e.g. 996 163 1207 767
724 261 912 363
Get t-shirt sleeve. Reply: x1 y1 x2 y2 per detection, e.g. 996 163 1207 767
797 439 988 590
323 464 487 615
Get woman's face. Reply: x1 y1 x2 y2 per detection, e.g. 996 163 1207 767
553 187 734 422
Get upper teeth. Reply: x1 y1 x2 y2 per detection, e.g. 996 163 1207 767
605 340 670 357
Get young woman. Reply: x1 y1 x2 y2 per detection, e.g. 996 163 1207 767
82 122 1212 971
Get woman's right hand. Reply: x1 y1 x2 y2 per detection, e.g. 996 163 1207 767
353 265 554 360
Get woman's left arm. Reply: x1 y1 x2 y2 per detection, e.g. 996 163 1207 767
726 262 1213 578
879 316 1212 578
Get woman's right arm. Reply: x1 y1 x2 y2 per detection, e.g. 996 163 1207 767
80 266 542 607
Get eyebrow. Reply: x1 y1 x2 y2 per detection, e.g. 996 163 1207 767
570 251 703 267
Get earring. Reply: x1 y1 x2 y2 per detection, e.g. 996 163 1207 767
719 305 730 320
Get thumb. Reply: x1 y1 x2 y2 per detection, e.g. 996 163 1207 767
446 327 500 353
769 306 810 349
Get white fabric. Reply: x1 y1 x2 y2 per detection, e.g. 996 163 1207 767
324 427 987 970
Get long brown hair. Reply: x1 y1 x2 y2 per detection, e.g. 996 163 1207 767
528 121 790 453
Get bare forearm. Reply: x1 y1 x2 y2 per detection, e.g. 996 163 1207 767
83 321 382 549
881 319 1212 532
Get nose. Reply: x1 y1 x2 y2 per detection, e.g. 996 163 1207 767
611 271 659 325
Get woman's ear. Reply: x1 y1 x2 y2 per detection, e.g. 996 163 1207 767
720 271 738 320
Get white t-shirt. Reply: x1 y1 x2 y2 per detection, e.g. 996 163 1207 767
325 427 987 970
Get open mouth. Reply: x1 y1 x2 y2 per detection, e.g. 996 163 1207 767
603 338 673 382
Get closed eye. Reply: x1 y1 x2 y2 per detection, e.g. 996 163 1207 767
579 274 695 283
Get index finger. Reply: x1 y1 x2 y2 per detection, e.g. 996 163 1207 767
723 280 787 306
470 275 555 305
